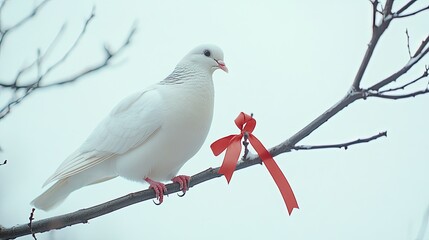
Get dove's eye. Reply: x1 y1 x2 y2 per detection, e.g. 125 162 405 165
203 50 211 57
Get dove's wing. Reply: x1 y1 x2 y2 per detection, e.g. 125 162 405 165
43 87 163 186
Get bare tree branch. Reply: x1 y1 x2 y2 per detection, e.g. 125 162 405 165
269 92 363 157
395 0 417 15
292 131 387 151
369 35 429 91
0 167 224 239
39 22 137 89
353 1 429 91
36 8 96 86
352 0 393 90
0 23 67 89
366 65 429 100
0 88 34 120
368 88 429 100
0 66 368 238
0 9 137 120
0 0 51 54
0 131 390 239
377 66 429 94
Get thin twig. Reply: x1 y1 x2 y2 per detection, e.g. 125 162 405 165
0 160 6 166
370 0 379 30
0 23 66 89
242 131 250 160
28 208 36 240
0 88 34 120
368 89 429 100
369 36 429 91
406 29 412 58
355 1 428 91
396 0 417 15
395 5 429 18
377 67 429 94
39 22 136 89
0 0 51 53
293 131 387 151
0 15 136 120
241 113 253 160
39 8 96 83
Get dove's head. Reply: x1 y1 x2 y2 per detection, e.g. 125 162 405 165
183 44 228 74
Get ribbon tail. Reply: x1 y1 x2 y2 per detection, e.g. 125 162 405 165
218 136 242 183
263 156 299 215
249 135 299 215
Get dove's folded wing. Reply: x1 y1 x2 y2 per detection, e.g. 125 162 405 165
43 88 163 186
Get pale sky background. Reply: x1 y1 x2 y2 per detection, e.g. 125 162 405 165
1 0 429 239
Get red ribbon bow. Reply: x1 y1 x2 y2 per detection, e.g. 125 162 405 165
210 112 299 215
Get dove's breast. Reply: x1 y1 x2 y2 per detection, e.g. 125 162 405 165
115 70 215 182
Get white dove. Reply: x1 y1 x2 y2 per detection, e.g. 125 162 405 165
32 44 228 211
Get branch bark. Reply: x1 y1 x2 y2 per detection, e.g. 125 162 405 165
352 0 393 90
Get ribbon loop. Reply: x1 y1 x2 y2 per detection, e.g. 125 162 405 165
234 112 251 129
234 112 256 133
211 112 299 215
211 135 236 156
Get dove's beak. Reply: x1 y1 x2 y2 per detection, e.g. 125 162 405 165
216 60 228 73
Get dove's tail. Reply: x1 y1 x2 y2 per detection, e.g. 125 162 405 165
31 157 119 211
31 178 77 211
31 168 118 211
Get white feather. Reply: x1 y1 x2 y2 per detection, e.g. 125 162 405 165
43 88 163 186
32 44 227 210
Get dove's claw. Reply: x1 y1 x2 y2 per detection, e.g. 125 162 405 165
177 191 186 197
172 175 191 197
145 177 167 205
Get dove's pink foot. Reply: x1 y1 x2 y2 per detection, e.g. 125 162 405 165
145 177 167 205
172 175 191 196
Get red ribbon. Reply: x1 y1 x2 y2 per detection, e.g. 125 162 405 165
210 112 299 215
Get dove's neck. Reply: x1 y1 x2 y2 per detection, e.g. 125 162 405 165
159 60 215 124
160 63 214 97
159 61 215 102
